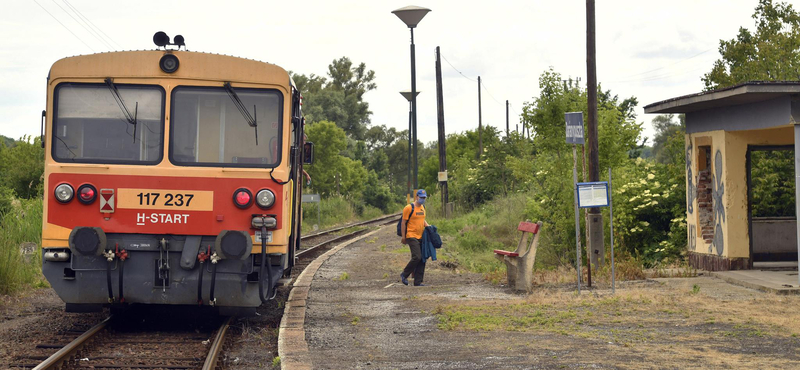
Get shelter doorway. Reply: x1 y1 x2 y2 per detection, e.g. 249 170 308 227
747 146 797 264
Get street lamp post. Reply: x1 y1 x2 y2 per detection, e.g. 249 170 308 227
393 5 430 190
400 91 421 203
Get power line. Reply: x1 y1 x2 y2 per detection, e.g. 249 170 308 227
34 0 95 52
440 52 477 83
479 79 503 106
63 0 122 50
50 0 114 50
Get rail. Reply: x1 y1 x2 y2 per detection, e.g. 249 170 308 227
202 316 233 370
32 316 111 370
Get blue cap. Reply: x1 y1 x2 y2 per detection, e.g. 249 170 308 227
416 189 427 198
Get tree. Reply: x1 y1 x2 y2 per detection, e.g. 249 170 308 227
304 121 348 196
291 57 377 139
650 114 685 165
703 0 800 90
0 136 44 199
520 68 642 265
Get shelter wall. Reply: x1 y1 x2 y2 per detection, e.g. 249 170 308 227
685 125 794 270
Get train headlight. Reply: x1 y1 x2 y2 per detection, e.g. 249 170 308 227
255 189 275 209
159 54 180 73
55 183 74 203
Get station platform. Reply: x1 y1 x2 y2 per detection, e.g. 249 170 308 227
278 225 800 369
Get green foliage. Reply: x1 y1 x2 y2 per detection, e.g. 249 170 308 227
0 135 15 148
703 0 800 90
304 121 367 198
0 135 45 199
751 149 795 217
521 69 642 265
428 193 529 274
0 197 44 294
301 195 356 233
612 158 686 265
292 57 376 139
651 114 685 165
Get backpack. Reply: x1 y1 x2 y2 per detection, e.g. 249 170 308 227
396 203 415 237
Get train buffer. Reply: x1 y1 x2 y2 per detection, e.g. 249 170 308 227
493 220 542 292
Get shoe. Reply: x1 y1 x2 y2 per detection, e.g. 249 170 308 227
400 274 409 285
414 283 426 287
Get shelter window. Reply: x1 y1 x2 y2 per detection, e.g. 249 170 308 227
697 144 714 243
52 83 165 164
170 87 282 168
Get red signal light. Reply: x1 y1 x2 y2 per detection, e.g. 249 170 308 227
80 187 94 201
77 184 97 204
233 188 253 209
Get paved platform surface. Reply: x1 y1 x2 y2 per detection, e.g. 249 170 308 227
711 269 800 294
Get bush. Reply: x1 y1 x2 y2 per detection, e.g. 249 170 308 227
429 193 530 275
0 196 44 294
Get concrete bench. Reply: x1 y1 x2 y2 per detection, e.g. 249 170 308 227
493 221 542 292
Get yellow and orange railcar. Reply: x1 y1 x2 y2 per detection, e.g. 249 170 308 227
41 35 309 315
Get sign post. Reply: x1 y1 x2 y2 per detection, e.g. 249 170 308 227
566 112 585 293
576 179 616 293
301 194 321 231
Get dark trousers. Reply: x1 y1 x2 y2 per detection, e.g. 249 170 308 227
402 238 425 285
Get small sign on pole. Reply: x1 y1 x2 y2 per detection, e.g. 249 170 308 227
575 179 616 294
438 171 448 182
565 112 585 145
302 193 322 231
577 182 609 208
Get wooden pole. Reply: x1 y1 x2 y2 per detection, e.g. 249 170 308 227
435 47 449 211
586 0 604 267
478 76 483 158
506 100 509 136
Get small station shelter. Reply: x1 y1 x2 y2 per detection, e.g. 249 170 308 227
645 82 800 271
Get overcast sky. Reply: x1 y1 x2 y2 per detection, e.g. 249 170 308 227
1 1 762 145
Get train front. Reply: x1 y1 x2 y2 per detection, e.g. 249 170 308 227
41 50 299 315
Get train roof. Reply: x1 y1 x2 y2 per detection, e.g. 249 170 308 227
48 50 290 86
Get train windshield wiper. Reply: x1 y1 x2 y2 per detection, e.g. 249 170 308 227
223 82 258 145
104 78 138 143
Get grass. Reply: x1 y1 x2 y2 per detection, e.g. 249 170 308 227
335 272 350 281
433 286 800 347
300 195 398 234
0 196 45 295
425 192 647 286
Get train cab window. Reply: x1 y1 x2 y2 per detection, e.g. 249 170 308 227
52 83 165 164
170 87 282 167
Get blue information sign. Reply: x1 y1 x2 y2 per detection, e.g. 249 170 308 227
576 181 609 208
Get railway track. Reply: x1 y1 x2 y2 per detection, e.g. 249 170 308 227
18 213 397 369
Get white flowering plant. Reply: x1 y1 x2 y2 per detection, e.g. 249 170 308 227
612 158 686 266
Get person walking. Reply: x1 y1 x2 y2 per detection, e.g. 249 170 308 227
400 189 429 286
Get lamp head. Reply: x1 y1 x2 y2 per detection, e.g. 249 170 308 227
392 6 431 28
399 90 421 102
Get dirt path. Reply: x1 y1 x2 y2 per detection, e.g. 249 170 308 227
304 225 800 369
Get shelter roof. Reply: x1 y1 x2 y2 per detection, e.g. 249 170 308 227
644 81 800 114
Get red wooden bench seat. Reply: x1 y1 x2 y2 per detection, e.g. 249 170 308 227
492 220 542 292
493 250 519 257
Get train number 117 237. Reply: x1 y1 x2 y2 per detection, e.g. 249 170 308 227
136 192 194 207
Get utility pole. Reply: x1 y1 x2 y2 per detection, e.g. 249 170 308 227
435 47 449 213
586 0 605 268
506 100 509 136
478 76 483 158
